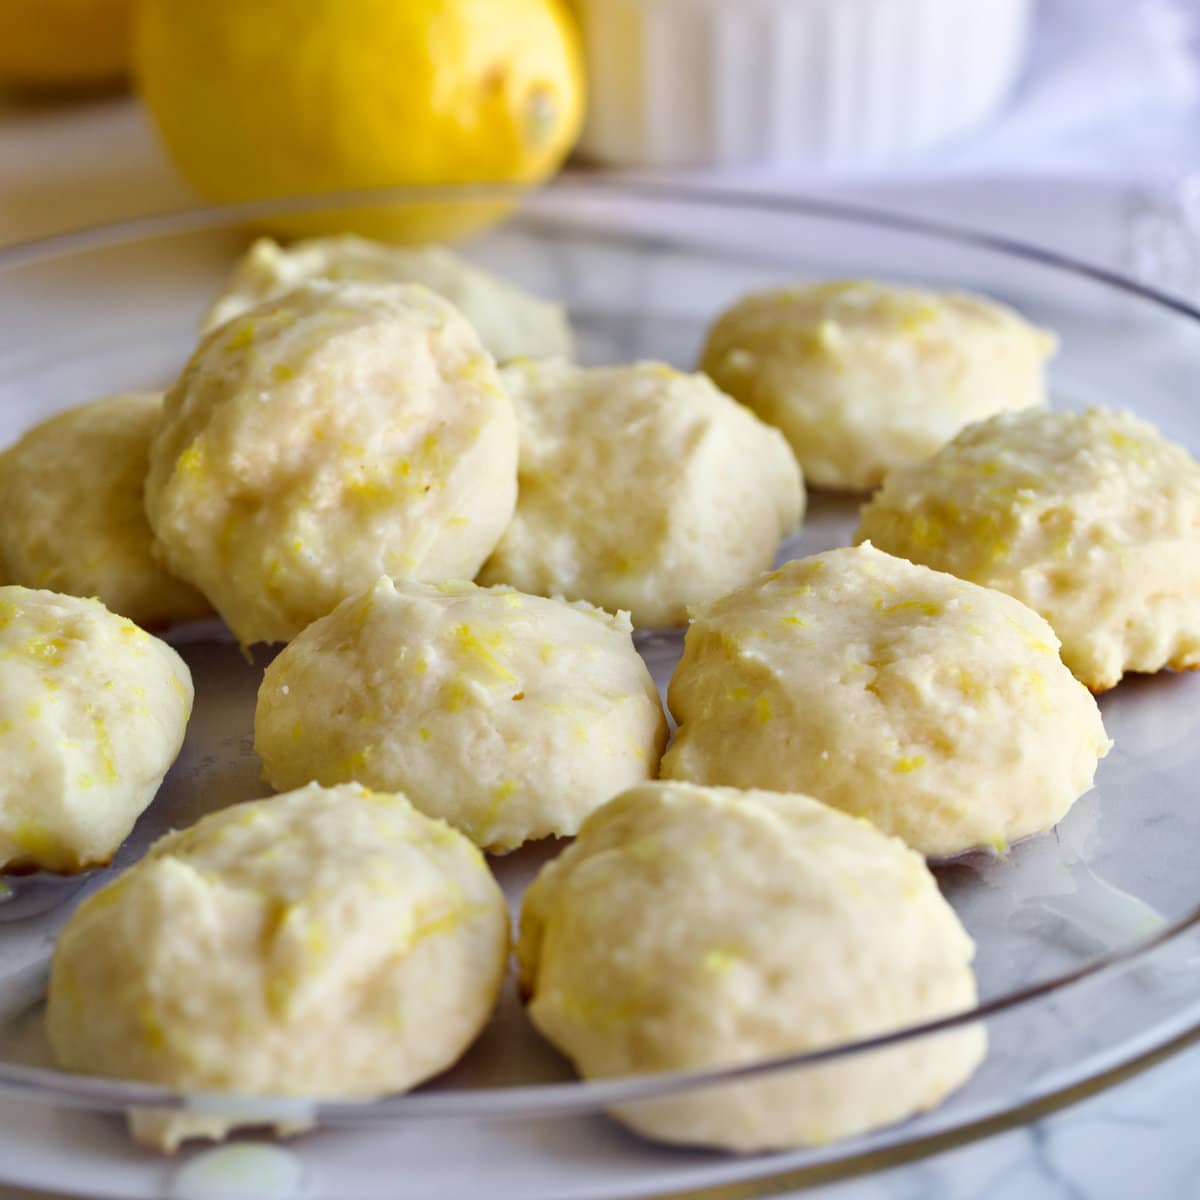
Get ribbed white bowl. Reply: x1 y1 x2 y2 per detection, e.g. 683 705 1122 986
575 0 1034 168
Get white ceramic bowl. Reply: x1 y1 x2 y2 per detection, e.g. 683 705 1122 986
574 0 1034 167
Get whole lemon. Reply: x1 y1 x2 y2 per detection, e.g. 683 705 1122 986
134 0 584 242
0 0 133 89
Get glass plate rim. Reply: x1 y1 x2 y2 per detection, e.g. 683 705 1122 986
0 903 1196 1121
1 177 1198 1122
0 173 1197 329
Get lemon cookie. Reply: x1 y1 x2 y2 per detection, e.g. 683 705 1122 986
518 780 985 1151
0 587 193 874
700 280 1055 490
145 280 518 645
477 359 804 628
203 235 574 363
0 393 209 628
46 782 509 1151
255 577 667 851
856 407 1200 691
661 544 1109 858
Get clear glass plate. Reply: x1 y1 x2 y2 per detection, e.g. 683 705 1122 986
1 181 1199 1200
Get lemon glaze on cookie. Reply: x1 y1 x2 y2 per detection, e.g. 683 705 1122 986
701 280 1054 490
204 235 573 363
857 407 1200 690
661 544 1109 858
145 280 518 645
0 586 192 874
518 780 985 1151
255 577 667 851
0 393 209 628
47 782 509 1151
479 358 804 627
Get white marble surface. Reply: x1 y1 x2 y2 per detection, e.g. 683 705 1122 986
816 1044 1200 1200
3 7 1200 1192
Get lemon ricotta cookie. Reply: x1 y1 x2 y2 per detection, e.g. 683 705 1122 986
518 781 985 1151
477 359 804 627
46 782 509 1151
857 406 1200 691
203 235 574 362
661 544 1109 858
255 577 668 852
700 280 1055 491
145 279 518 645
0 393 209 628
0 586 193 874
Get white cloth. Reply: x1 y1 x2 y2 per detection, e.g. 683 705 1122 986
948 0 1200 176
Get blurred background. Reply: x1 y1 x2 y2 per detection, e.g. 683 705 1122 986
2 0 1199 295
